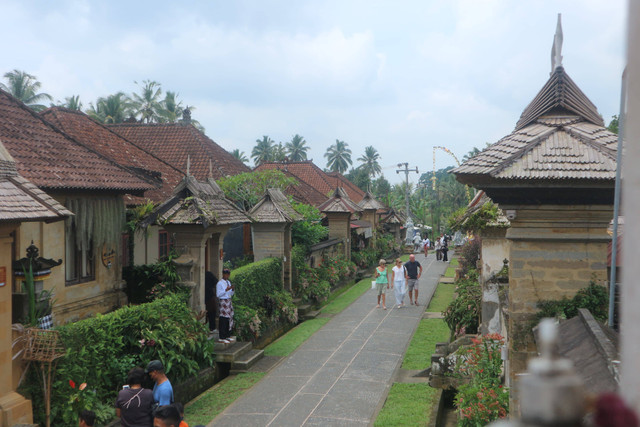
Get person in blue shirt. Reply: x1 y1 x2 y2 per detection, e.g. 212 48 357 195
146 360 174 407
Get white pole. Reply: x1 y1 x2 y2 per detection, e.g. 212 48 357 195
621 0 640 411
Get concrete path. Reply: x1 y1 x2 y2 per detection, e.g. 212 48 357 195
209 253 448 427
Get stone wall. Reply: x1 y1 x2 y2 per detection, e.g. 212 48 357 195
479 227 509 336
325 212 351 260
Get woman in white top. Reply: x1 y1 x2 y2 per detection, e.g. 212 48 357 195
391 258 406 309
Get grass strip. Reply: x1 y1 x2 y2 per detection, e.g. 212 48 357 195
426 282 456 313
449 257 459 267
444 266 456 278
264 317 330 356
402 318 451 370
374 383 439 427
184 372 265 425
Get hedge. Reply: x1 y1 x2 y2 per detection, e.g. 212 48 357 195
231 257 283 309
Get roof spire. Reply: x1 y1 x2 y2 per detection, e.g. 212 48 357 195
186 155 191 176
551 13 563 74
209 159 213 179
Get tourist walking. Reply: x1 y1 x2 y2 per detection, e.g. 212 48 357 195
146 360 174 408
217 268 236 344
423 237 430 256
374 259 389 310
404 254 423 305
435 236 442 261
442 236 449 262
391 258 406 308
116 367 153 427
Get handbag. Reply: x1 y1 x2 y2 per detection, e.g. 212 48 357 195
371 280 376 289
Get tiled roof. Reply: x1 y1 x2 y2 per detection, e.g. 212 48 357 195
255 161 366 203
41 108 184 204
145 176 250 227
381 208 406 225
0 141 71 222
318 187 363 214
358 191 385 210
249 188 303 223
109 123 250 180
0 89 155 193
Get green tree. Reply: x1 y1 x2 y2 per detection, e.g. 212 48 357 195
272 142 287 162
372 175 391 201
357 146 382 177
285 134 309 161
252 136 274 165
0 69 53 111
344 167 371 192
325 139 352 174
608 115 619 134
231 149 249 164
87 92 132 124
217 169 298 211
158 91 183 123
132 80 163 123
60 95 82 111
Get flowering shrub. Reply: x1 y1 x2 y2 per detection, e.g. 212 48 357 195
317 254 356 286
234 305 263 341
443 269 481 337
453 334 509 426
263 290 299 325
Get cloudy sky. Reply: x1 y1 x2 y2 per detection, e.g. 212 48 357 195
2 0 626 185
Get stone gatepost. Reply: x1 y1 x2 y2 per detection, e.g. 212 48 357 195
503 204 612 383
251 222 287 287
324 212 352 260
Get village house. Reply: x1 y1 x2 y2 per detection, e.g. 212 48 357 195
452 19 617 389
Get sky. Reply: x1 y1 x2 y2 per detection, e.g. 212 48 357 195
1 0 627 185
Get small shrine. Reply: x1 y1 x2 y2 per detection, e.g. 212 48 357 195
357 191 385 245
318 187 363 260
249 188 302 291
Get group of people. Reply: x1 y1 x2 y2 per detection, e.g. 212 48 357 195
374 254 423 309
433 234 450 262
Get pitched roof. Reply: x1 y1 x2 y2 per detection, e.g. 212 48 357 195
381 207 406 225
249 188 303 223
109 123 250 180
0 140 72 222
0 90 155 194
452 66 617 185
255 161 366 203
41 108 184 204
358 191 385 210
144 176 250 227
318 187 363 214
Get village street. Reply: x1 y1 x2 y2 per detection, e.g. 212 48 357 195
210 253 448 427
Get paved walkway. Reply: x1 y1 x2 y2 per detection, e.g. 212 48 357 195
210 253 448 427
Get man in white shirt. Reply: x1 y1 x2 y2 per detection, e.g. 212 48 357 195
216 268 235 344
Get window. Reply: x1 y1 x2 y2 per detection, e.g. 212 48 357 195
121 233 130 268
158 230 174 259
65 217 94 284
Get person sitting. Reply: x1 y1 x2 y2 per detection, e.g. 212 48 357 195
116 366 154 427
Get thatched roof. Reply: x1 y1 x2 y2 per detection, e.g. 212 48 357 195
318 187 363 214
249 188 302 223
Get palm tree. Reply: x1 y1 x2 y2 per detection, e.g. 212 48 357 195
158 91 183 123
61 95 82 111
252 136 274 165
87 92 132 124
0 69 53 111
324 139 352 174
357 146 382 178
132 80 163 123
272 142 287 162
285 134 309 161
231 149 249 164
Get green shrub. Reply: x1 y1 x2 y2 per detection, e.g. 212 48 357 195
20 294 213 426
536 282 608 323
231 257 283 309
233 305 262 341
443 269 481 337
459 238 481 276
122 250 184 303
291 202 328 249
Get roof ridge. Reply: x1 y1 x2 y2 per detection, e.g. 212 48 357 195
562 126 617 160
489 126 558 177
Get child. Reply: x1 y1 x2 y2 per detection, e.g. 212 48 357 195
374 259 390 310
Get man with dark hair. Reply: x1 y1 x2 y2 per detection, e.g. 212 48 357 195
216 268 235 344
79 409 96 427
146 360 174 407
153 405 181 427
404 254 423 306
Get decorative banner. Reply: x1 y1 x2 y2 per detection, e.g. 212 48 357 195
102 245 116 268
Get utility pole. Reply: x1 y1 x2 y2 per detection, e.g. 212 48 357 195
396 162 419 245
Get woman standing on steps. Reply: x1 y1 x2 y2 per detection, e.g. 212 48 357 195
374 259 390 310
391 258 406 309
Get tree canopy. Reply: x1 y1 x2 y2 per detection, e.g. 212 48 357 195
0 69 53 111
216 169 297 211
325 139 353 174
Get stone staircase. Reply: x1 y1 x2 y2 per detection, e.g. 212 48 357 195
211 332 264 373
293 298 320 321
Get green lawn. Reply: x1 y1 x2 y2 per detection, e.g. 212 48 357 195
402 318 451 370
444 266 456 278
264 317 330 356
426 282 456 313
374 383 439 427
449 257 459 267
184 372 265 425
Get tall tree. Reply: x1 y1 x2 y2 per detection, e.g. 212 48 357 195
324 139 352 174
231 149 249 164
345 167 371 192
158 91 183 123
252 135 274 165
357 146 382 177
87 92 132 124
132 80 163 123
0 69 53 111
285 134 309 161
272 142 287 162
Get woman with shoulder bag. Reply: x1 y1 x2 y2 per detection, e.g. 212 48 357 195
374 259 390 310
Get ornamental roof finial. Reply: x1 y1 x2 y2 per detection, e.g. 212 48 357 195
551 13 563 74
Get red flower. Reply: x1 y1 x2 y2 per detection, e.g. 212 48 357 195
69 379 76 389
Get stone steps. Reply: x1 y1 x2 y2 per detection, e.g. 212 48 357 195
231 349 265 373
215 341 252 363
303 309 321 321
